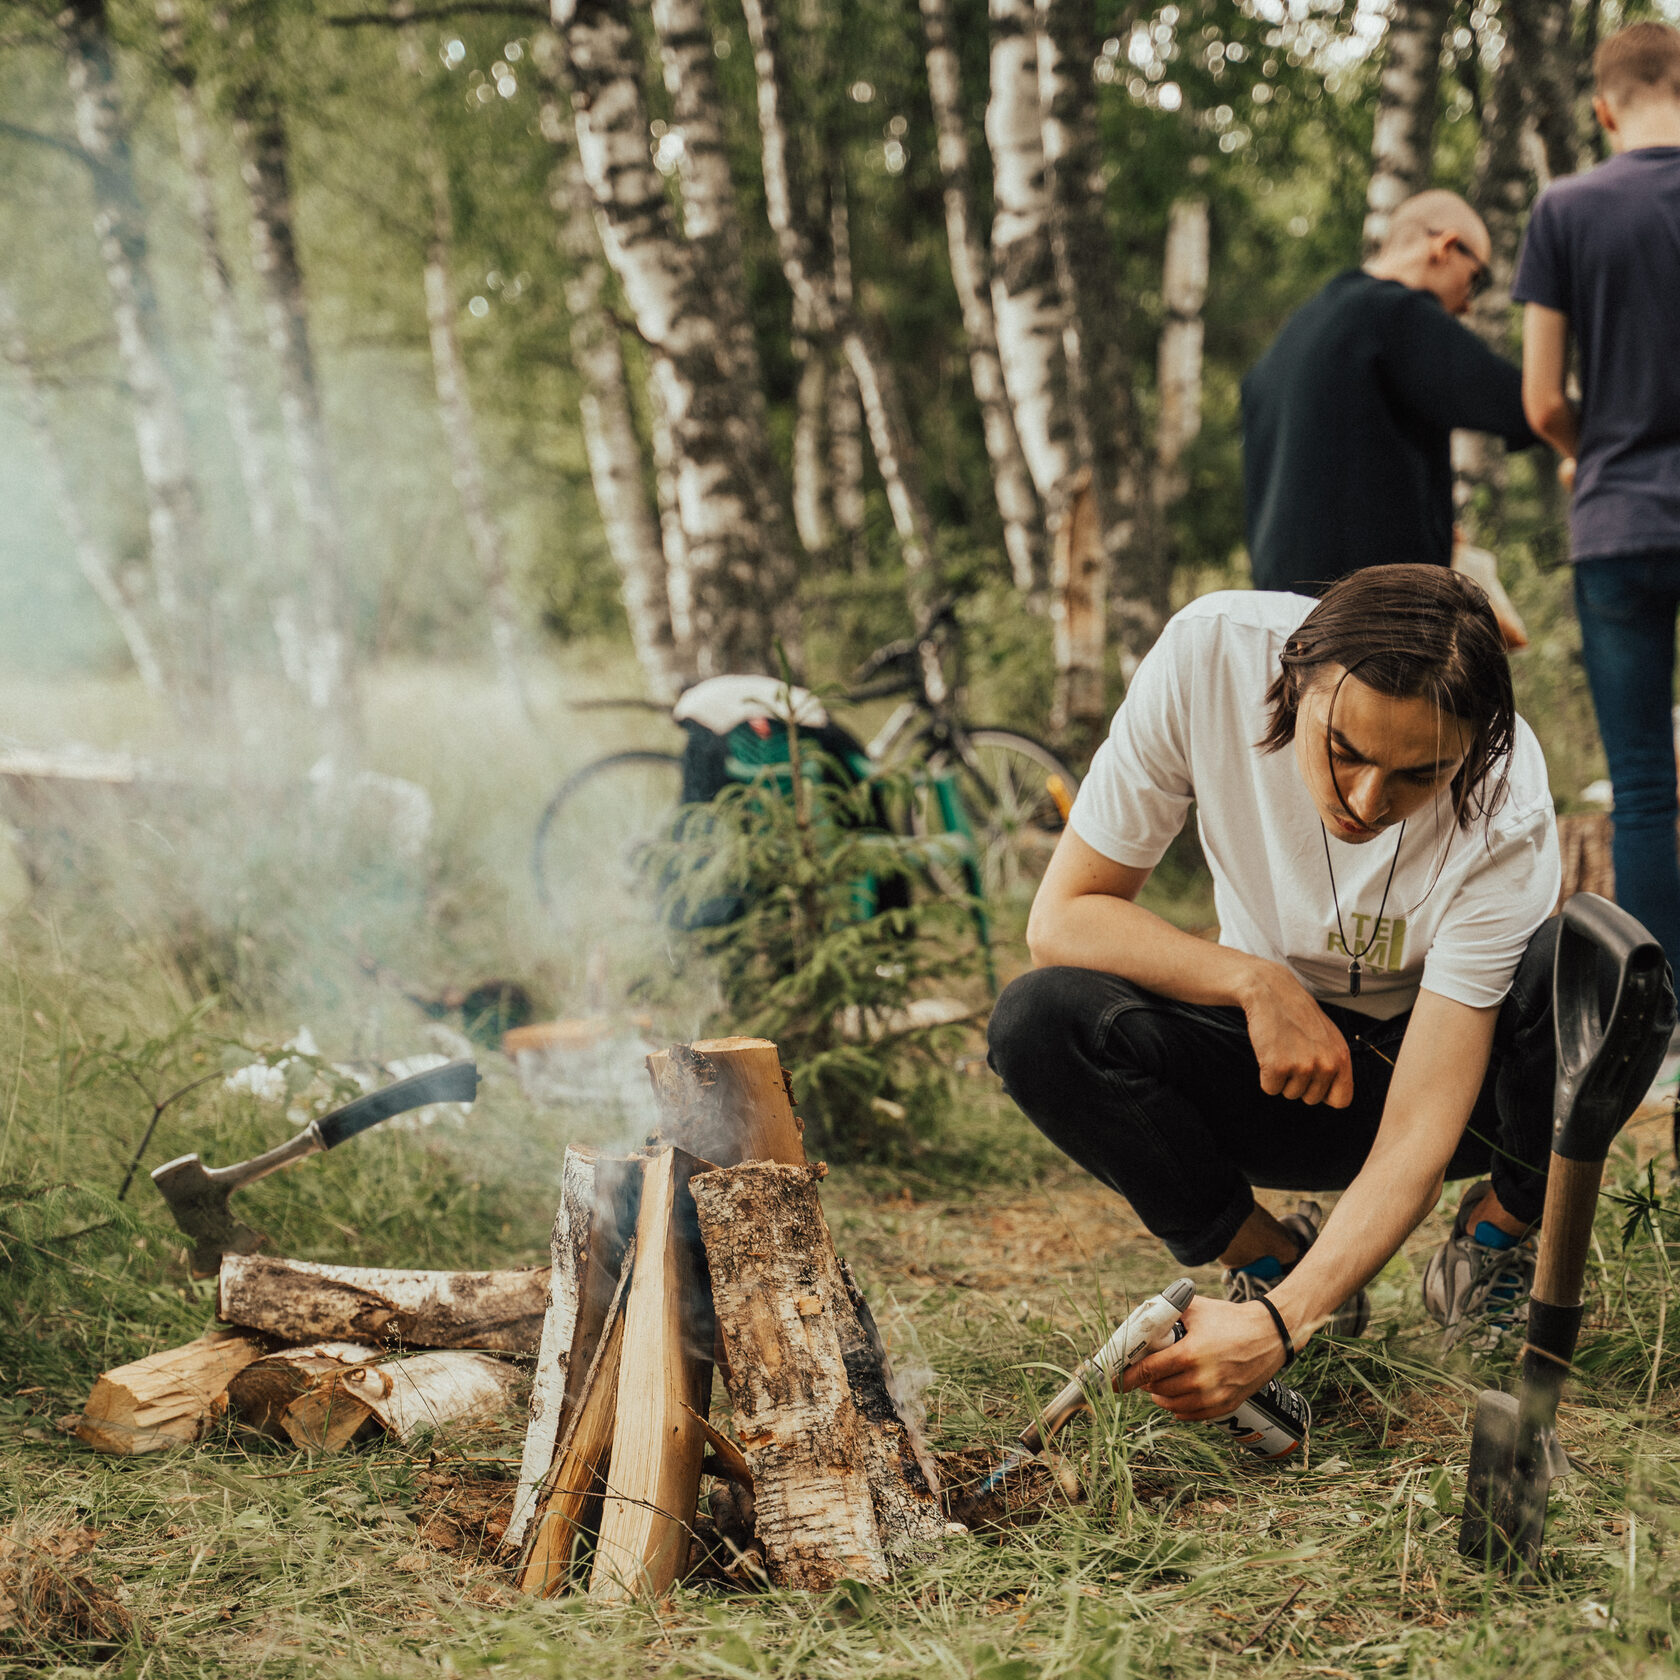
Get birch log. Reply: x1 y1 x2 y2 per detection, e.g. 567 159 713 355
217 1254 547 1351
920 0 1044 593
559 0 783 677
1362 0 1452 253
588 1147 714 1603
59 0 214 712
74 1329 268 1454
519 1241 635 1595
534 50 682 702
835 1257 946 1559
0 283 164 693
693 1161 888 1589
225 1340 382 1450
645 1036 807 1167
339 1350 522 1441
508 1148 641 1550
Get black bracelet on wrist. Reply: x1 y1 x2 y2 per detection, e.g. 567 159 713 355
1255 1295 1296 1369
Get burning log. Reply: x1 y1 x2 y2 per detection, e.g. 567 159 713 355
691 1161 887 1589
588 1147 714 1604
645 1036 807 1167
217 1254 546 1352
506 1148 640 1551
73 1328 268 1454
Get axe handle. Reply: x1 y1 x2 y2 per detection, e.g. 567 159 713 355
314 1059 479 1150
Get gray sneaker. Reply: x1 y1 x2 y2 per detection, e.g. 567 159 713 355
1422 1181 1537 1354
1222 1200 1371 1338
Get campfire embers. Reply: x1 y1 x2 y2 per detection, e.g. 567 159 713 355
510 1037 950 1601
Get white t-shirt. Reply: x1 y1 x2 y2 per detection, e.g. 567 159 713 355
1070 591 1561 1020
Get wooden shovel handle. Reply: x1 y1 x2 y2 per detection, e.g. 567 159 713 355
1531 1153 1604 1311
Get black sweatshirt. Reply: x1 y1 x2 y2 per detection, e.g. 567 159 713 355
1241 270 1537 595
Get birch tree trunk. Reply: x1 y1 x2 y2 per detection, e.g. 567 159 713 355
534 64 683 702
741 0 941 647
986 0 1076 521
557 0 785 677
154 0 281 620
1503 0 1580 184
921 0 1043 594
650 0 803 666
0 282 166 694
1154 195 1208 514
1455 29 1530 518
222 1 356 736
58 0 216 716
422 164 532 717
1361 0 1452 252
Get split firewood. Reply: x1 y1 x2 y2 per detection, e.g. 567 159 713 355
692 1161 889 1589
645 1037 806 1167
336 1350 522 1441
834 1258 947 1559
226 1341 382 1451
217 1254 546 1352
589 1147 715 1604
506 1148 641 1551
518 1240 637 1596
73 1328 269 1454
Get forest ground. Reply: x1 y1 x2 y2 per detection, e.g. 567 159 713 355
2 657 1677 1679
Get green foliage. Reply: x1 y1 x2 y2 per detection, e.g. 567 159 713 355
648 729 982 1161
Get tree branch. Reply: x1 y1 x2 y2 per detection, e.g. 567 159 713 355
324 2 549 25
0 119 95 168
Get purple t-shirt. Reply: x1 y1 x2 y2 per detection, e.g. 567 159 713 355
1512 147 1680 560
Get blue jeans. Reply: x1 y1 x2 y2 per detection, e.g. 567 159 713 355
1574 551 1680 964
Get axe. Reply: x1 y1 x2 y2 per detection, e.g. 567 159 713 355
151 1059 480 1277
1458 895 1671 1579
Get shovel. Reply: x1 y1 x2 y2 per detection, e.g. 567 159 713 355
1458 893 1672 1578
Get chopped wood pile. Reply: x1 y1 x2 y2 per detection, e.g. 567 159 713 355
509 1036 951 1601
71 1261 545 1456
69 1033 953 1602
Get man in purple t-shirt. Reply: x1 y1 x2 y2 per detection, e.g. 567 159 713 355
1514 21 1680 963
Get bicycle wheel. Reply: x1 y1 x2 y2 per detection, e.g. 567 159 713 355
913 729 1078 909
531 751 686 961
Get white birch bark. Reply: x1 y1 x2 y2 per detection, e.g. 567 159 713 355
986 0 1075 514
1362 0 1453 253
741 0 939 638
920 0 1043 593
535 60 684 702
154 0 281 600
556 0 782 676
422 166 532 718
0 282 166 695
827 195 868 575
1154 196 1208 511
59 0 215 713
224 2 355 732
649 0 803 664
1503 0 1580 184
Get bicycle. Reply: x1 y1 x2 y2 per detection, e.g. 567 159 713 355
530 603 1080 989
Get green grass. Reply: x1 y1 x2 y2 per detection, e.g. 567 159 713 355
2 660 1678 1678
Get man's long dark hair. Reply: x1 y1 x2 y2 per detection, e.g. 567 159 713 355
1257 565 1516 832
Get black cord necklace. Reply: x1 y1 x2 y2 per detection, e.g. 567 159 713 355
1319 819 1406 997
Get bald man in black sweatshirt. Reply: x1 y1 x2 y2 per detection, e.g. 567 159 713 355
1243 190 1537 595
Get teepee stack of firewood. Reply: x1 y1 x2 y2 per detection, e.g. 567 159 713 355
506 1036 949 1602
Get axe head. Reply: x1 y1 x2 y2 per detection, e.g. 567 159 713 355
150 1153 269 1279
1458 1388 1571 1580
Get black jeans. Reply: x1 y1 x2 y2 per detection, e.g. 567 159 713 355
987 919 1562 1267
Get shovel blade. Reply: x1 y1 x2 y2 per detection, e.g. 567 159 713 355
1459 1389 1553 1579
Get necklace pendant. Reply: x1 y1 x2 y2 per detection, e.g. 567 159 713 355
1349 959 1362 998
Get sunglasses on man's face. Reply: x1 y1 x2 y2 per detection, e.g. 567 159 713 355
1432 228 1492 300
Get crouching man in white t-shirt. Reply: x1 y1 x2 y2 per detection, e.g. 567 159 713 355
988 565 1670 1423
